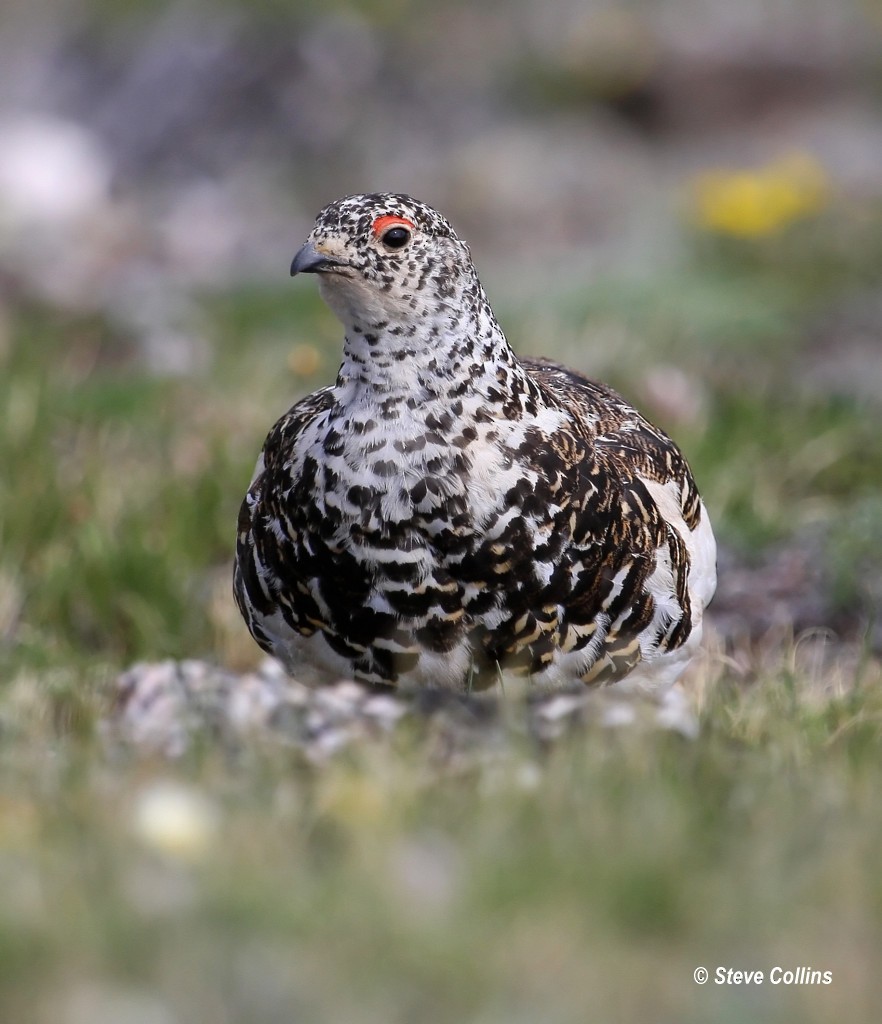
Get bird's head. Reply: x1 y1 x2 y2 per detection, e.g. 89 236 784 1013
290 193 477 332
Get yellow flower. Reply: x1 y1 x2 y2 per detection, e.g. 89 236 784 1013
691 153 829 238
318 771 389 829
288 343 322 377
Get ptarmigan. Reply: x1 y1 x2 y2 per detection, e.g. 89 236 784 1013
234 194 716 693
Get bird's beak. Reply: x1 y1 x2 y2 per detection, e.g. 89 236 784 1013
290 241 343 276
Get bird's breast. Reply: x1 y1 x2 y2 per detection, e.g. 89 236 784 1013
289 393 567 565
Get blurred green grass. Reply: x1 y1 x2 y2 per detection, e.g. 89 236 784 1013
2 200 882 1022
1 672 881 1023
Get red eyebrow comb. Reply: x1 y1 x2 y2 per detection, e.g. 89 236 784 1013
372 214 415 237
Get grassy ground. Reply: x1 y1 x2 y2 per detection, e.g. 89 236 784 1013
2 199 882 1021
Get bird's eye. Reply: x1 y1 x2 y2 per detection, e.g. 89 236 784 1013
381 225 411 250
372 214 415 250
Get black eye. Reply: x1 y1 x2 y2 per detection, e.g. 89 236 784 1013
381 226 411 250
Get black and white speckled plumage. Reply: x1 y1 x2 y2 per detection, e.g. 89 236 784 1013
234 194 716 692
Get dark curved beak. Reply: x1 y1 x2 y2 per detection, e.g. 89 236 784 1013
290 241 342 276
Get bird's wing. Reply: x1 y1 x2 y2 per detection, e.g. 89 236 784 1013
522 356 702 505
521 357 709 683
233 386 336 656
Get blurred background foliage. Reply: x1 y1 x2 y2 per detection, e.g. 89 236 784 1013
1 2 882 1021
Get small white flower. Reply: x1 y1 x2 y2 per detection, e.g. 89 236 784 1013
0 115 110 227
131 781 219 862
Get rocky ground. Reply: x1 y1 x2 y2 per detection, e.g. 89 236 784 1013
110 656 707 761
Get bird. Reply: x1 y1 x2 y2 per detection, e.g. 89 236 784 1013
234 193 716 694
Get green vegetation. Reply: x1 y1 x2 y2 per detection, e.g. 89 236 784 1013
2 199 882 1022
0 670 880 1022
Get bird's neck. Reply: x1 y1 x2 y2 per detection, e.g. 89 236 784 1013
333 280 524 408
